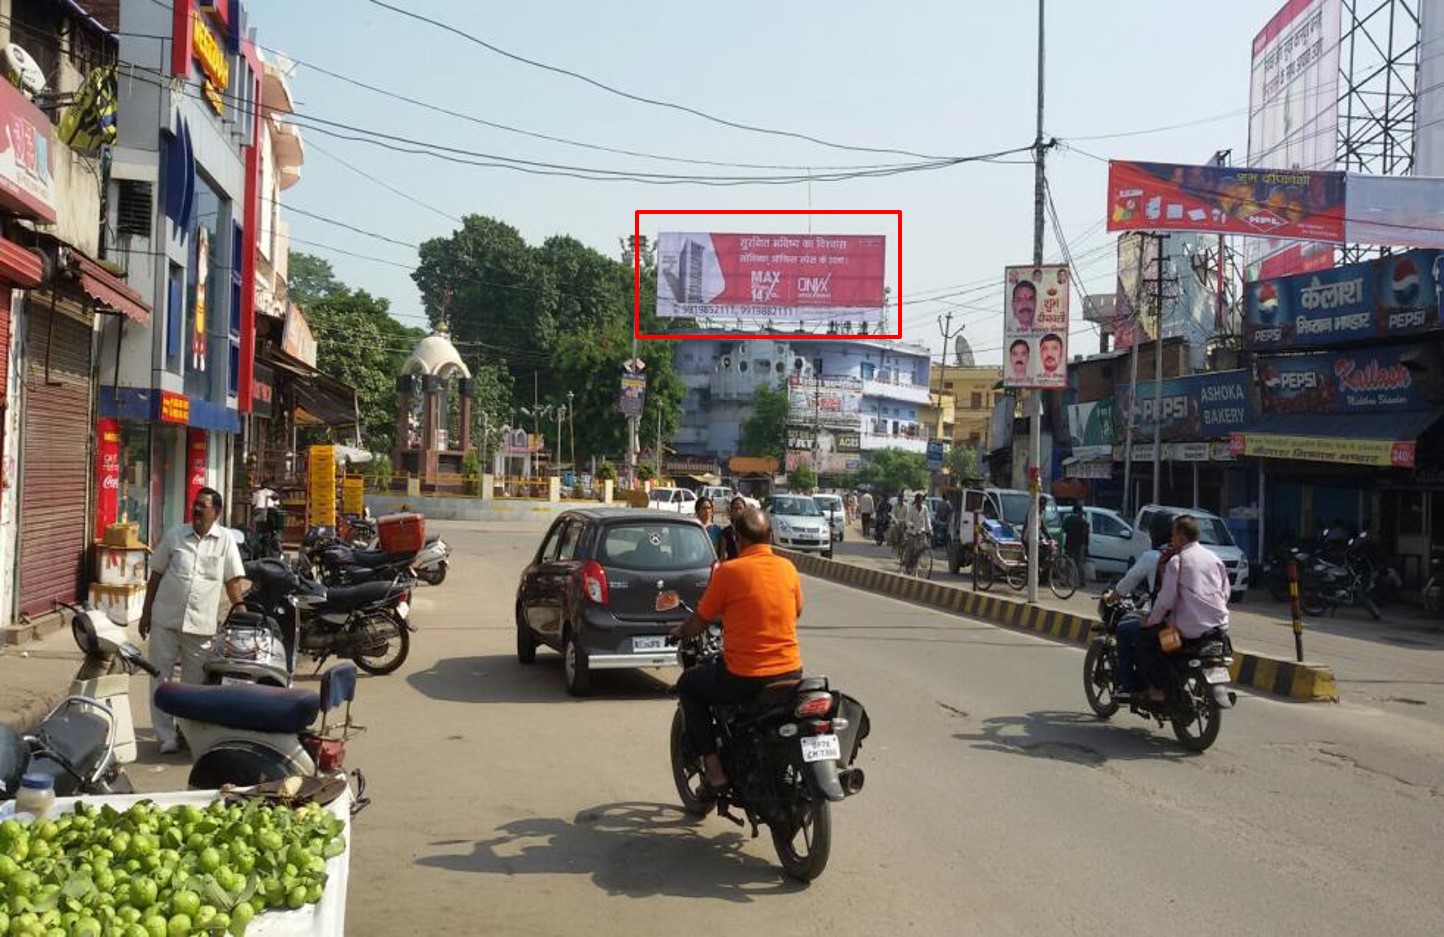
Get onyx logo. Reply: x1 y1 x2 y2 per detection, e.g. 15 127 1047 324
797 274 832 299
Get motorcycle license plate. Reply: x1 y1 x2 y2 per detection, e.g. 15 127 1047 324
633 635 667 652
1204 667 1231 685
396 601 409 619
800 734 841 763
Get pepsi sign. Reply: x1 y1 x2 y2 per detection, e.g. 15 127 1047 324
1258 345 1427 414
1243 249 1444 350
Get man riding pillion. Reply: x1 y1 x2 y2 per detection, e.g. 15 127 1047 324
1105 514 1174 700
1137 515 1231 702
672 508 804 795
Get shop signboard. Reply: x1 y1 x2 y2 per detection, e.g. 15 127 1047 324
252 363 274 419
281 304 317 368
192 9 229 113
1003 264 1070 390
0 75 56 223
1228 432 1416 468
1066 398 1115 459
1244 249 1444 349
159 391 190 424
186 430 208 509
95 418 121 537
1106 160 1346 243
1257 346 1427 413
308 444 337 528
1112 371 1252 443
656 232 886 321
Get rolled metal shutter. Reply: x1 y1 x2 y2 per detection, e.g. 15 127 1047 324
17 299 94 619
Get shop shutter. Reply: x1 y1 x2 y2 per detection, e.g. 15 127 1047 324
0 294 10 407
17 301 94 619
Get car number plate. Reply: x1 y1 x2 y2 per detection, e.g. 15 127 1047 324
1204 667 1231 685
634 635 667 652
396 600 410 619
800 734 841 763
220 676 250 687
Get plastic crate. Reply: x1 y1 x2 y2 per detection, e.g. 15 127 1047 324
376 513 425 554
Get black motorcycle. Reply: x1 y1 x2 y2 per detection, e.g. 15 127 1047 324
1298 540 1381 621
1083 594 1236 752
244 558 416 676
668 617 869 882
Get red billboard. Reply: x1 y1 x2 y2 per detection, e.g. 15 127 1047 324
655 231 886 320
95 418 121 537
1107 161 1346 243
186 429 208 509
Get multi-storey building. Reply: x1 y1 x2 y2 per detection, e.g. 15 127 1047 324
931 364 1005 448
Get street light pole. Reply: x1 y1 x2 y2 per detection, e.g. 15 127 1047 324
567 390 576 476
1026 0 1046 606
554 406 564 476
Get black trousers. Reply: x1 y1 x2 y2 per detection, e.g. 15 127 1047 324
677 659 803 756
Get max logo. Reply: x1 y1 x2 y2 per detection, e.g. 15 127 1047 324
798 274 832 298
750 270 781 303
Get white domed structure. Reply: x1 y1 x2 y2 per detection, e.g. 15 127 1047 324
393 330 475 485
402 332 471 379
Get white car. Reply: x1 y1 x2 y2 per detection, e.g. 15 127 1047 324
1130 504 1249 600
646 487 698 515
766 495 834 558
1081 507 1135 579
812 494 846 541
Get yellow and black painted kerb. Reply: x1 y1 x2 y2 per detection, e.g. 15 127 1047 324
777 549 1339 704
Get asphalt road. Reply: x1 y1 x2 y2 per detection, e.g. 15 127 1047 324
131 521 1444 935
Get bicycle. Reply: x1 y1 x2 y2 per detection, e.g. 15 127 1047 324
1047 550 1081 600
899 530 934 579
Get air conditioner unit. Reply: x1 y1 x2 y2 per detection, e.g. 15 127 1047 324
2 44 46 99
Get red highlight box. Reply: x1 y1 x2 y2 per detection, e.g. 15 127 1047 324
634 209 903 341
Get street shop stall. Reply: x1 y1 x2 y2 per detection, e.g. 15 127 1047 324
0 786 354 935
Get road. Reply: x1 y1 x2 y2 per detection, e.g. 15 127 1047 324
829 530 1444 723
130 521 1444 936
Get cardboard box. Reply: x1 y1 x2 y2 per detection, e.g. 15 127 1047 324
94 546 149 586
89 582 145 626
102 522 144 549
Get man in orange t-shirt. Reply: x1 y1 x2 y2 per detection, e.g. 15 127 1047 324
672 507 804 791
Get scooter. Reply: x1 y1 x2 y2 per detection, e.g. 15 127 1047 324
0 605 159 805
154 660 367 807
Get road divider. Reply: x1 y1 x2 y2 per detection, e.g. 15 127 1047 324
776 548 1339 704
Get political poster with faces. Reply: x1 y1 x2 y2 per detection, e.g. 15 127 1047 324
1003 264 1070 389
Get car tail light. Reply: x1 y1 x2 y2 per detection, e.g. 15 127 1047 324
794 693 833 719
581 561 610 606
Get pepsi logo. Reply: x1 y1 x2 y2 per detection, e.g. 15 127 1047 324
1255 281 1280 324
1388 256 1421 306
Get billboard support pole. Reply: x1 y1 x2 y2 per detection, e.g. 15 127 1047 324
1122 332 1139 518
1026 0 1046 606
1152 232 1167 506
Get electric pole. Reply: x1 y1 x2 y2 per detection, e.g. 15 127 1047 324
623 234 647 488
1134 233 1179 508
1026 0 1047 605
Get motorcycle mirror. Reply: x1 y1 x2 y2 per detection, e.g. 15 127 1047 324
70 611 103 657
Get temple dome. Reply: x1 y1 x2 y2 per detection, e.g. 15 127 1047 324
402 332 471 379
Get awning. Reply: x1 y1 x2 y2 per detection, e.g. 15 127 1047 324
263 348 359 428
64 249 150 324
1229 410 1444 469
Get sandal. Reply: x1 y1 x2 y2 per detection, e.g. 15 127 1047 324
700 778 731 800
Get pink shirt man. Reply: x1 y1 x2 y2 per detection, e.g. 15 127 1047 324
1147 541 1230 638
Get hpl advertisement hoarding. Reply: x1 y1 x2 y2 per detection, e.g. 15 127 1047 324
656 232 886 321
1246 0 1342 279
1106 161 1346 243
1113 371 1253 443
1257 345 1428 413
1003 264 1070 390
1244 249 1444 349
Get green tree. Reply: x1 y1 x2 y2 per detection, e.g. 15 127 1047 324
945 443 980 482
286 252 346 307
789 464 817 492
859 449 930 494
739 382 789 460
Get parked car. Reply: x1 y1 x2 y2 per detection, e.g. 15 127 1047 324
646 487 699 515
1081 506 1134 578
766 495 834 558
812 494 846 541
1129 504 1250 601
515 509 716 696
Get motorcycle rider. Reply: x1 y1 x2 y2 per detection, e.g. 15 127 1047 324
1138 515 1231 701
672 507 804 793
1105 514 1174 699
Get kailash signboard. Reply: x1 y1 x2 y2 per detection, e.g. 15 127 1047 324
1257 346 1428 413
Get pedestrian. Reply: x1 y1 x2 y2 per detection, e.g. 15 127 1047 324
1063 502 1090 572
696 496 724 556
717 495 748 561
844 491 858 525
139 487 246 754
858 490 875 537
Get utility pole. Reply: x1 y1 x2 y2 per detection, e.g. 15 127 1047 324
1026 0 1046 605
1152 232 1168 506
623 234 647 489
567 390 576 477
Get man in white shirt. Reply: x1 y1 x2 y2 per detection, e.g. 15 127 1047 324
858 491 875 537
139 487 246 753
1105 515 1173 697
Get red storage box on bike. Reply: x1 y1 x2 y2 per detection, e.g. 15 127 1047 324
376 513 425 554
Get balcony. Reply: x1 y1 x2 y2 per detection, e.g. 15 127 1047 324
862 377 932 405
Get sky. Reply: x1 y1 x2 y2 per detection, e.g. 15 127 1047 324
244 0 1272 368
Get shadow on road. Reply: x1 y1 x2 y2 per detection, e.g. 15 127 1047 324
415 801 806 900
407 655 674 704
954 709 1201 766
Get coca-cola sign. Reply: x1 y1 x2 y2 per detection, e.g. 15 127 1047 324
1258 345 1427 413
94 418 121 534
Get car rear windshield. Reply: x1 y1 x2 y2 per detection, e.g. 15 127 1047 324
598 523 715 569
813 496 842 510
648 490 674 503
771 496 822 516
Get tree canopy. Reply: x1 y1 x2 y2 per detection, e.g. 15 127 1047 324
739 382 789 460
859 449 930 494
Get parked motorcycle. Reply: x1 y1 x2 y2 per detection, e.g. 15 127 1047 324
302 528 450 587
243 558 416 676
668 608 870 882
1 605 159 804
203 563 330 687
1083 594 1236 752
154 660 367 812
1298 543 1381 621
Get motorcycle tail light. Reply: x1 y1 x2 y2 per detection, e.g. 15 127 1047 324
809 720 832 734
794 693 833 718
581 561 610 606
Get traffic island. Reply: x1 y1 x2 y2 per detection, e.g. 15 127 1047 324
777 548 1340 704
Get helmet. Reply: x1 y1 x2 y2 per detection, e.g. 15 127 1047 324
0 724 30 800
